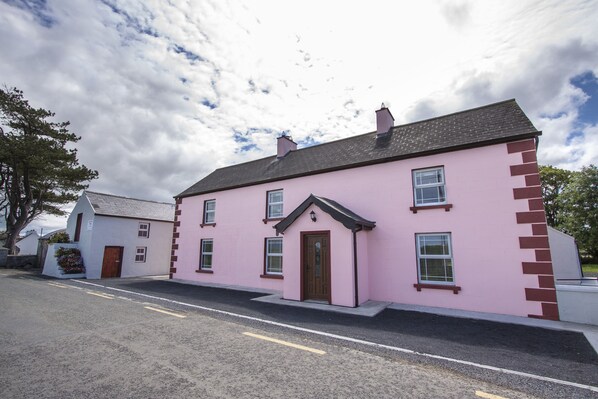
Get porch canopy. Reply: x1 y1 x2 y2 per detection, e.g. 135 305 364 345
274 194 376 234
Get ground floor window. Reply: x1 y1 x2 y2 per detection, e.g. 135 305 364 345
265 237 283 275
135 247 147 262
200 239 213 270
416 233 454 283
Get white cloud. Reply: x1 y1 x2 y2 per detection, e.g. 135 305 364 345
1 0 597 233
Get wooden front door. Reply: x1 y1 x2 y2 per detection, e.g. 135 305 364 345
101 246 123 278
303 232 331 302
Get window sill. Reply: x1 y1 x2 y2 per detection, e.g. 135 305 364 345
195 269 214 274
263 217 284 224
260 274 283 279
413 283 461 294
200 223 216 228
410 204 453 214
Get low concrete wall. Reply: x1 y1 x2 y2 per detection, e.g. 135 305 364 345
42 243 86 279
556 284 598 326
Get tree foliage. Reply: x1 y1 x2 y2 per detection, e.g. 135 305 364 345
538 165 573 227
0 87 97 254
558 165 598 259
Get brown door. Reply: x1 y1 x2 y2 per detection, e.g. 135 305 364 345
101 246 123 278
303 232 330 302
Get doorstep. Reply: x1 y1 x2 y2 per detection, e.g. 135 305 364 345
251 294 391 317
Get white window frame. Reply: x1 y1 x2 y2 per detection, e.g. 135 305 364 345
267 190 283 219
138 222 150 238
135 246 147 263
200 239 214 270
204 200 216 224
416 233 454 284
413 167 446 206
265 237 283 275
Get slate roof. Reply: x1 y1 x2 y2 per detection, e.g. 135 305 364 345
275 195 376 234
178 99 540 198
85 191 175 222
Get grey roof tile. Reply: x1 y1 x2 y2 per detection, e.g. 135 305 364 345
85 191 175 222
178 99 539 198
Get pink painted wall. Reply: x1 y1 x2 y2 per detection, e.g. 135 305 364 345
174 142 541 316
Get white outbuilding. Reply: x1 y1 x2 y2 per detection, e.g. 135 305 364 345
62 191 175 279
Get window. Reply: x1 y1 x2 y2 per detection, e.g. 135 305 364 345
203 200 216 224
135 247 147 262
200 239 214 270
416 233 454 284
413 167 446 206
265 238 283 275
267 190 283 219
138 222 150 238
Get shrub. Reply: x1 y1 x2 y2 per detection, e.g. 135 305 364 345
55 247 85 274
48 232 70 244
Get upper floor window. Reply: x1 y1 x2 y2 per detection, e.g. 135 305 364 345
135 247 147 262
267 190 283 219
138 222 150 238
200 239 214 270
413 167 446 206
265 238 283 275
416 233 454 284
203 199 216 224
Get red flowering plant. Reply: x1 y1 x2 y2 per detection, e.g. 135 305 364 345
55 247 85 274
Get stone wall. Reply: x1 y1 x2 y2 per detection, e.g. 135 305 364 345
0 248 7 267
3 254 38 269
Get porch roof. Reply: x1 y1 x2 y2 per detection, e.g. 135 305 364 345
274 194 376 234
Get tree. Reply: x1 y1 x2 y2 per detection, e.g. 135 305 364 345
558 165 598 259
0 87 97 254
538 165 574 227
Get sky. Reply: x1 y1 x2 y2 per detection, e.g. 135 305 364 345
1 0 597 234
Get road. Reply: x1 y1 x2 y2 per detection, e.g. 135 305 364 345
0 269 596 398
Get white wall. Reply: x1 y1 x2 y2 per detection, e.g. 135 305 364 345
66 195 95 267
548 227 582 280
556 285 598 325
16 232 39 255
42 243 85 279
86 216 172 279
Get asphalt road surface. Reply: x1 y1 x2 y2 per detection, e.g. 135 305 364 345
1 270 597 398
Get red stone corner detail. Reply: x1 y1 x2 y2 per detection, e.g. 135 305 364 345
170 199 183 279
508 139 558 320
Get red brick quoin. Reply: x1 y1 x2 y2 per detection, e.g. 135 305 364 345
508 139 558 320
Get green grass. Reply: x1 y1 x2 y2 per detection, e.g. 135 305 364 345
582 264 598 274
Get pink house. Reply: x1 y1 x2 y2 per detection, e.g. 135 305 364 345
172 99 558 320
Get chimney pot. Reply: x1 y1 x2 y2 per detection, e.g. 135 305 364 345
375 103 394 136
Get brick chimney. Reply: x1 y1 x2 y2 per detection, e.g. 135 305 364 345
376 103 394 137
277 134 297 158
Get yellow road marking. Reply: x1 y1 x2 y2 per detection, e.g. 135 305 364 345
243 332 326 355
87 291 114 299
476 391 509 399
144 306 186 318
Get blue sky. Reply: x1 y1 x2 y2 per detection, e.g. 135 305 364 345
1 0 597 233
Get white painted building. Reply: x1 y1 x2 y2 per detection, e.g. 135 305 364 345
64 191 175 279
16 231 39 255
548 226 582 281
